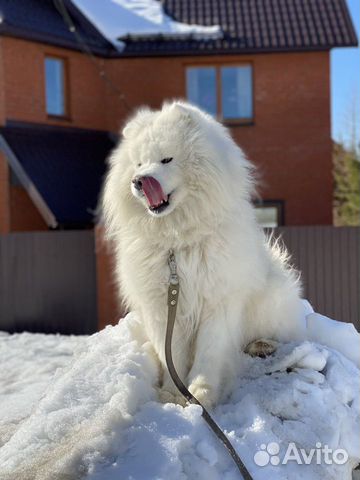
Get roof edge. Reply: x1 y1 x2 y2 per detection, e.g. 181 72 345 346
112 45 336 58
0 134 58 228
338 0 359 47
3 120 115 136
0 24 112 57
1 26 356 58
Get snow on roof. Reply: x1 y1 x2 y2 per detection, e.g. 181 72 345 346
71 0 222 50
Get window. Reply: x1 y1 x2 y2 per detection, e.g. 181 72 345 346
221 66 253 120
254 201 284 228
45 57 67 116
186 65 253 122
187 67 217 116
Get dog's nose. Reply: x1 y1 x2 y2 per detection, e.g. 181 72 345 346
132 176 143 191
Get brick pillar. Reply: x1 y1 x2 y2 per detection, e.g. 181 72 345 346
95 225 125 330
0 152 10 233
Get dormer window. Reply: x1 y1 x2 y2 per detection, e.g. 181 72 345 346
44 56 67 117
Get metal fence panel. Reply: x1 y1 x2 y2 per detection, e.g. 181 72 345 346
0 231 97 334
274 226 360 329
0 227 358 334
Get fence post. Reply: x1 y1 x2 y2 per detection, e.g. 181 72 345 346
95 225 124 330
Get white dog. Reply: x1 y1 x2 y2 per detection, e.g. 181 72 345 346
102 101 306 407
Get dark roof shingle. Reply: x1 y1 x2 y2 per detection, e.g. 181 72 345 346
0 123 115 227
0 0 357 56
0 0 113 55
122 0 358 55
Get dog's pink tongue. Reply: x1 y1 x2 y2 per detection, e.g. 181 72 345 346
141 176 167 208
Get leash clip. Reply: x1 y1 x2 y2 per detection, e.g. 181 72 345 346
168 250 179 285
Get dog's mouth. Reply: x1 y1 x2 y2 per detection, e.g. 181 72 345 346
140 176 171 215
148 194 171 214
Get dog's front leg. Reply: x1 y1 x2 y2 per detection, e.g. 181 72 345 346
160 339 189 406
187 301 241 409
149 320 190 406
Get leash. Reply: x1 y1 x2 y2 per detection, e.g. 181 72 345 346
165 250 254 480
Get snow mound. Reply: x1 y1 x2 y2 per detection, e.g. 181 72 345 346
0 331 86 447
71 0 222 50
306 312 360 366
0 312 359 480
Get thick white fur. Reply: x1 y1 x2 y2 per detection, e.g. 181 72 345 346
102 101 306 407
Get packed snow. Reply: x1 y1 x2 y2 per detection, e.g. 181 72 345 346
0 306 359 480
71 0 222 50
0 331 85 448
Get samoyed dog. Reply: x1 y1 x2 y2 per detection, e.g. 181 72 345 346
102 101 306 407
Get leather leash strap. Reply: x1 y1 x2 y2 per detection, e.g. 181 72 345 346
165 250 254 480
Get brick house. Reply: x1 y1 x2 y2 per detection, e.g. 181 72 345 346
0 0 357 328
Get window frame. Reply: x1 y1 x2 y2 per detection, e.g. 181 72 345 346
185 62 254 125
254 200 285 227
44 54 70 120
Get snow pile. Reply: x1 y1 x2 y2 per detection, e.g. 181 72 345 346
305 312 360 366
0 331 86 447
0 311 359 480
71 0 222 50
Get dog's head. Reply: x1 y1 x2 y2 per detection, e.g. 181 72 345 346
102 101 254 236
123 103 191 218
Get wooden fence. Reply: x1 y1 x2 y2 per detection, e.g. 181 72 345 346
274 226 359 329
0 231 97 334
0 227 359 334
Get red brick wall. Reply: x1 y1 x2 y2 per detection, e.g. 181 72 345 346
0 38 332 226
0 153 10 233
10 186 47 231
0 38 333 328
105 51 332 225
0 37 108 130
0 37 111 231
0 42 9 233
95 226 125 329
0 39 6 123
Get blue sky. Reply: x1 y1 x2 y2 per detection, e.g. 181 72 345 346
331 0 360 149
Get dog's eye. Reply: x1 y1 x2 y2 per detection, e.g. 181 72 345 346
161 157 173 164
137 163 142 167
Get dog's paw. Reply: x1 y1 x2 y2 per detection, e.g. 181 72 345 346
188 377 216 409
158 388 187 407
245 338 278 358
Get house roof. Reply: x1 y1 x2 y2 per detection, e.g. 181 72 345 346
0 123 115 228
123 0 359 55
0 0 357 57
0 0 114 55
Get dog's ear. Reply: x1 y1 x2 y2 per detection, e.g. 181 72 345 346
165 102 197 126
122 108 153 139
168 102 192 117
